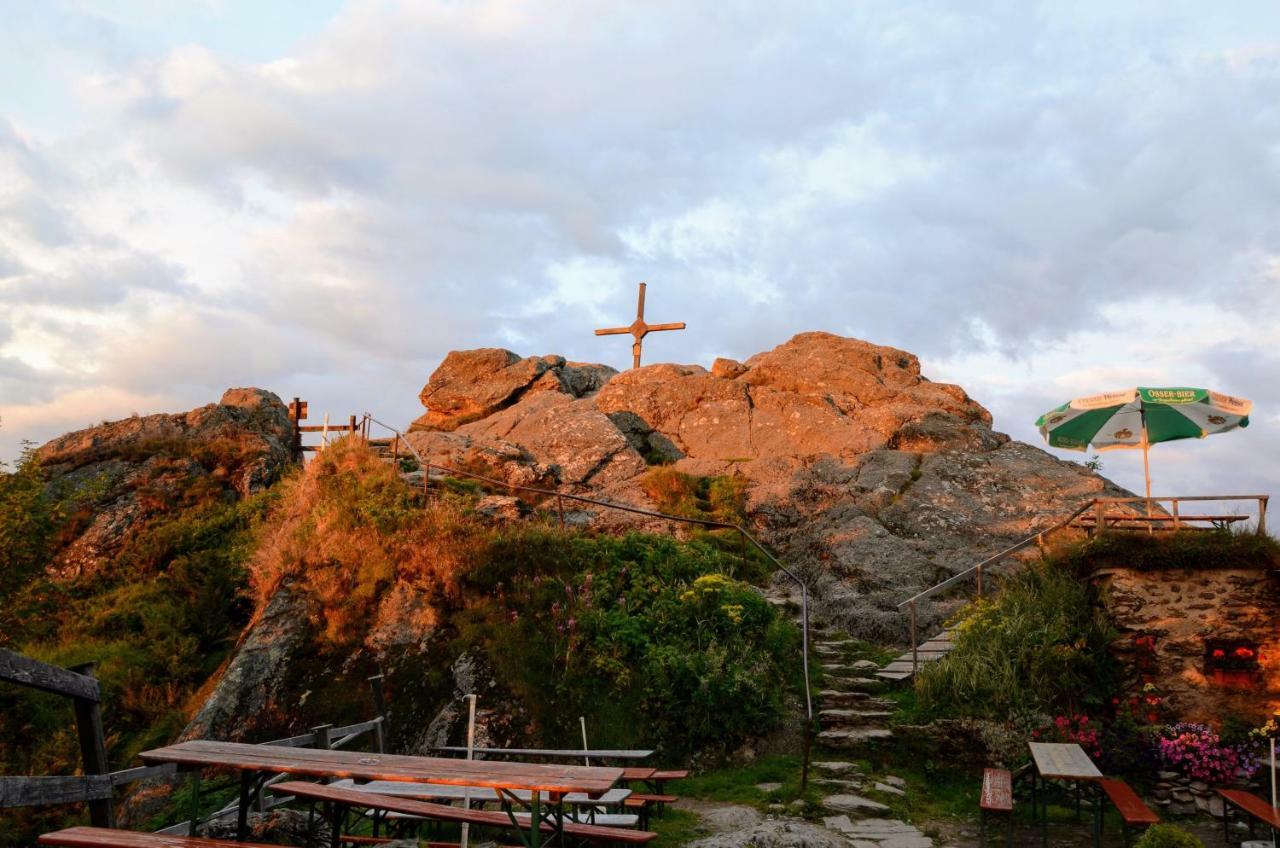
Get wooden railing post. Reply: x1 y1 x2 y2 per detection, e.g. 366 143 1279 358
1095 499 1107 537
1172 498 1180 530
312 724 333 784
68 662 113 829
368 674 387 753
1260 496 1269 537
557 494 566 528
975 565 983 599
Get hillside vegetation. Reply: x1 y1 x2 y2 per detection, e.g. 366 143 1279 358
238 439 799 756
0 435 799 843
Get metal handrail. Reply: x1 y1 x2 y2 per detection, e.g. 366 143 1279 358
360 414 813 723
894 499 1098 675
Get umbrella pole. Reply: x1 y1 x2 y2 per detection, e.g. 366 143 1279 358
1140 409 1153 519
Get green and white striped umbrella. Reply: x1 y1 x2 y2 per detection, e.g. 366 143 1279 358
1035 387 1252 497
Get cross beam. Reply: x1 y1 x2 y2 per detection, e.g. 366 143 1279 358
594 282 685 369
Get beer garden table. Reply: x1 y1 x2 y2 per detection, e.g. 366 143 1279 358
140 740 624 847
1028 742 1104 848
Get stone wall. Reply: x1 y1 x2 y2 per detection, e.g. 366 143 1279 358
1095 566 1280 722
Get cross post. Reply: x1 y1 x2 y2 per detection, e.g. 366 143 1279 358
594 282 686 368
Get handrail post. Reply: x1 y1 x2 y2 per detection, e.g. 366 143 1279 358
909 602 919 676
1260 496 1269 536
68 662 113 829
557 494 566 528
1095 499 1106 537
975 565 983 599
1172 498 1180 530
368 674 388 753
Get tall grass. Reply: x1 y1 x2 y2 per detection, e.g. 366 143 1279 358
915 562 1120 720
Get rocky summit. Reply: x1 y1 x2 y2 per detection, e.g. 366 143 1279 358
406 332 1127 638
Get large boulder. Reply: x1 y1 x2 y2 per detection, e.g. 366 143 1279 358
403 333 1130 640
412 349 617 431
34 388 295 580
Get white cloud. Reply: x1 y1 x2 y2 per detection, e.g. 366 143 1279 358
0 0 1278 505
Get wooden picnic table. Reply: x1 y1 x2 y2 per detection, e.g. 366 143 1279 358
140 740 623 848
436 746 654 761
1028 743 1103 848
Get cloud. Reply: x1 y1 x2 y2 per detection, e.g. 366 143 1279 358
0 0 1278 503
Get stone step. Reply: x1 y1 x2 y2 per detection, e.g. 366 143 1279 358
820 794 891 816
822 659 881 673
824 816 934 848
813 761 861 776
824 676 885 693
817 727 894 750
819 709 894 727
818 689 871 706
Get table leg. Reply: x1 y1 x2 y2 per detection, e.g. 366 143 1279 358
529 790 541 848
189 770 202 837
1040 777 1048 848
328 801 344 848
1092 783 1101 848
237 771 252 841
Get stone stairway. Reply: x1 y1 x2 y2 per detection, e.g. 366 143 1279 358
875 629 957 681
812 634 895 750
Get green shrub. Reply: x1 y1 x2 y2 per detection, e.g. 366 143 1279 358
915 562 1121 720
456 531 798 758
1133 823 1205 848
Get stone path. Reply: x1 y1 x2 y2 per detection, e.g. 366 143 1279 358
822 816 936 848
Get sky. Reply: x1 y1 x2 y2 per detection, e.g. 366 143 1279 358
1 0 1278 514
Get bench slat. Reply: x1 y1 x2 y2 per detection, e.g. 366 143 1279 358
979 769 1013 813
1220 789 1280 829
1099 780 1159 825
270 781 656 844
39 827 280 848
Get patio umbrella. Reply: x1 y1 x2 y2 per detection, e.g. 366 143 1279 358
1035 387 1252 499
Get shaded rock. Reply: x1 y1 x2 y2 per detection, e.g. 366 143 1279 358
475 494 531 521
689 819 847 848
699 805 764 833
182 584 309 742
203 809 328 845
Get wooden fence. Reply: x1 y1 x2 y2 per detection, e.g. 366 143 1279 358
0 647 386 835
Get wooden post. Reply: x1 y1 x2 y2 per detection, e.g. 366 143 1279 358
348 415 357 440
368 674 387 753
1172 498 1181 530
313 724 333 784
68 663 112 828
391 434 400 467
557 494 565 528
1095 499 1107 537
1260 496 1269 537
975 565 984 599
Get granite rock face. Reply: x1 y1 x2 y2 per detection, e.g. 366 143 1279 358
405 332 1129 639
34 388 295 580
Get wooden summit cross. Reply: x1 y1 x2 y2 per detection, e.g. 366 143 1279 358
595 282 685 369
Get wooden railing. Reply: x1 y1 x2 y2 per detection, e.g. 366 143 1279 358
0 647 387 835
1085 495 1268 535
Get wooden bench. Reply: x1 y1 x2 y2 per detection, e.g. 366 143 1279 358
39 827 279 848
978 768 1013 847
1099 779 1159 846
270 781 657 847
1219 789 1280 844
